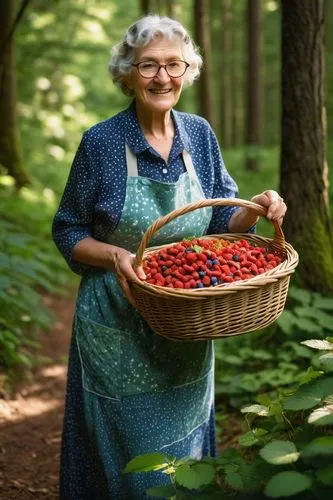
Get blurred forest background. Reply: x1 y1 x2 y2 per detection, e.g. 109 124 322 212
1 1 333 497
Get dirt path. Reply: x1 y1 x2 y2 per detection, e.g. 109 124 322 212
0 292 76 500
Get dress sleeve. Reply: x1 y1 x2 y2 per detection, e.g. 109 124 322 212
206 128 256 235
52 133 96 275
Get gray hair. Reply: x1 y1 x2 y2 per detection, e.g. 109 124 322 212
108 15 202 96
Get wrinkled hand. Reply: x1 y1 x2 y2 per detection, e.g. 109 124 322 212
251 190 287 226
113 248 146 308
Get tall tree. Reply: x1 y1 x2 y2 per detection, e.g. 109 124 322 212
166 0 177 18
245 0 263 171
232 0 246 148
140 0 152 15
0 0 30 186
194 0 216 127
280 0 333 292
220 0 233 148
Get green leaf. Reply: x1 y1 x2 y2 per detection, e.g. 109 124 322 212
316 466 333 486
259 441 300 465
225 471 244 491
288 287 312 305
298 366 324 385
175 463 215 489
312 295 333 311
264 471 311 497
193 245 202 253
319 353 333 366
238 428 268 447
308 406 333 426
301 339 333 350
146 485 176 497
241 404 269 416
284 376 333 410
296 317 321 333
301 436 333 456
123 452 169 474
276 310 296 335
285 341 313 359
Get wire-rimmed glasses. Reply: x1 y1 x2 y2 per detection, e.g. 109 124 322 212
132 60 190 78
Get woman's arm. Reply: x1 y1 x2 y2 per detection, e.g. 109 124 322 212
72 237 145 307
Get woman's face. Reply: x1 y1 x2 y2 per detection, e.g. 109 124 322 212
126 37 185 114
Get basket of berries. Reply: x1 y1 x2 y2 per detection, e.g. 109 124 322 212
131 198 299 341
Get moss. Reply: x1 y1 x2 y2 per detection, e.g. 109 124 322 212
293 209 333 292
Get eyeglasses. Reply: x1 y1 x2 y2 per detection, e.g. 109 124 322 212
132 60 190 78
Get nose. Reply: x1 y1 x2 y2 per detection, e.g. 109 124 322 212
154 66 171 83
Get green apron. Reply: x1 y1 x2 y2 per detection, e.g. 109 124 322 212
73 144 215 497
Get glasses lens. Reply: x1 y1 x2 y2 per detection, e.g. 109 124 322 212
138 61 159 77
166 61 187 77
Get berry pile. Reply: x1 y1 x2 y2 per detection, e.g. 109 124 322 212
143 238 283 289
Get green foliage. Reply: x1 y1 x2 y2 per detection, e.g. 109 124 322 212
0 182 74 385
124 336 333 498
213 285 333 408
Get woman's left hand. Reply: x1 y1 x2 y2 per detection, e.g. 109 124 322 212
251 190 287 226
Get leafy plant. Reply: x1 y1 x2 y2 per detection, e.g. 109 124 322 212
0 183 74 387
124 338 333 498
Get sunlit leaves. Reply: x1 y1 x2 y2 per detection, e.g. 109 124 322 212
175 463 216 489
259 441 300 465
123 452 170 474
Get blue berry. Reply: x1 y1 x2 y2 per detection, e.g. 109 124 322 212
198 271 206 278
210 276 218 285
196 282 204 288
232 254 240 261
206 259 213 268
212 259 219 265
185 247 194 253
161 265 168 271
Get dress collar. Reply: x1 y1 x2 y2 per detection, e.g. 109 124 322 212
123 100 190 159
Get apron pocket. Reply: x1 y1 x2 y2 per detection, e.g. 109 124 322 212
75 313 123 399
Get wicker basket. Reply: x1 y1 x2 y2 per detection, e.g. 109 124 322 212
131 198 299 341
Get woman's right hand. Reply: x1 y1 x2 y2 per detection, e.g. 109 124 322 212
72 237 145 309
112 247 146 308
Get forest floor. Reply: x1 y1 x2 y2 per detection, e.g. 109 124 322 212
0 291 242 500
0 292 76 500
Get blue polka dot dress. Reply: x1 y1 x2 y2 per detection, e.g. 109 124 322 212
52 100 241 499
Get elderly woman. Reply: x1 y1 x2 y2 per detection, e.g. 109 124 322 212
53 15 286 500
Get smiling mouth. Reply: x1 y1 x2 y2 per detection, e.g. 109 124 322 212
149 89 172 94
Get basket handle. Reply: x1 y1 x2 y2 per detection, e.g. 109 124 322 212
134 197 285 268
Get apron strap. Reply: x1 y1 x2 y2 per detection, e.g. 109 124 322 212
125 143 198 183
125 144 138 177
182 149 198 182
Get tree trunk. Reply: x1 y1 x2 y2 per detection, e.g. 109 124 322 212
140 0 151 15
166 0 180 19
0 0 29 187
280 0 333 292
220 0 233 148
245 0 263 171
232 1 245 148
194 0 216 128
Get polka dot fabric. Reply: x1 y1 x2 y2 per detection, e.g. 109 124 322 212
52 100 246 275
54 101 255 499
